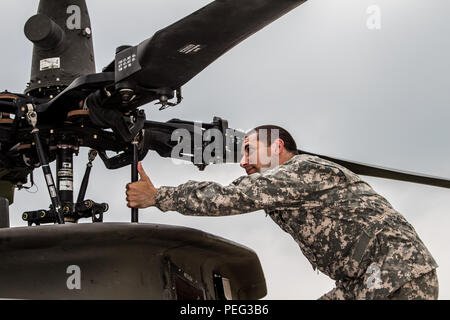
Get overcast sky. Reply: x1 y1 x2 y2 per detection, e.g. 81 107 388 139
1 0 449 299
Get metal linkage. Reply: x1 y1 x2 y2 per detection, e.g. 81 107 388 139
75 149 108 223
23 200 108 225
75 199 108 223
22 209 54 226
22 148 108 225
76 149 97 204
25 104 64 224
131 134 139 223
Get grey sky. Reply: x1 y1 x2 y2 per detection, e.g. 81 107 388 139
1 0 449 299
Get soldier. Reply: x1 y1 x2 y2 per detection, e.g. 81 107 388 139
126 125 439 300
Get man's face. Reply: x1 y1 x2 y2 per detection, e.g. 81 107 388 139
239 133 273 175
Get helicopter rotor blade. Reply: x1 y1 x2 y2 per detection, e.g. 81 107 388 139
299 150 450 189
114 0 306 93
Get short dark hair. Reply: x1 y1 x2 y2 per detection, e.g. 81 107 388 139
249 125 299 155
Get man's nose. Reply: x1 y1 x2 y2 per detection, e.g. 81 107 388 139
239 155 248 168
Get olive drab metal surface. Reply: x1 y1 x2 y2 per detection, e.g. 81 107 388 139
0 223 267 300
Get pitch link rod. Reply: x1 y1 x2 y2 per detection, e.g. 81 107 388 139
131 136 139 223
26 104 64 224
76 149 97 204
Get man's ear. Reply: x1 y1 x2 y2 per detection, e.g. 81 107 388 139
273 138 285 155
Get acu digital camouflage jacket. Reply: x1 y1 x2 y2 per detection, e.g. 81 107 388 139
155 154 438 296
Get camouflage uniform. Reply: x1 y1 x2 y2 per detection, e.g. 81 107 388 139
155 155 439 300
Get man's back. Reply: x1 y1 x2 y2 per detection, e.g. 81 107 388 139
263 155 438 298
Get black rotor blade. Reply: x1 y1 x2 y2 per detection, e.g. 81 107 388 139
299 150 450 189
115 0 306 90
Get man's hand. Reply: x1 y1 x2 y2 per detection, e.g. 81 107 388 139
126 162 159 208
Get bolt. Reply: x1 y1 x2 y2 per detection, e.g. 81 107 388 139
120 89 134 104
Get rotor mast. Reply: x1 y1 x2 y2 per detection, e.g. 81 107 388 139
24 0 95 99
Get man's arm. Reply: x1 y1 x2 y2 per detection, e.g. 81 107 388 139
127 157 344 217
155 178 279 216
155 161 319 216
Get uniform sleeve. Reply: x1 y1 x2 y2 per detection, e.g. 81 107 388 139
154 157 343 216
